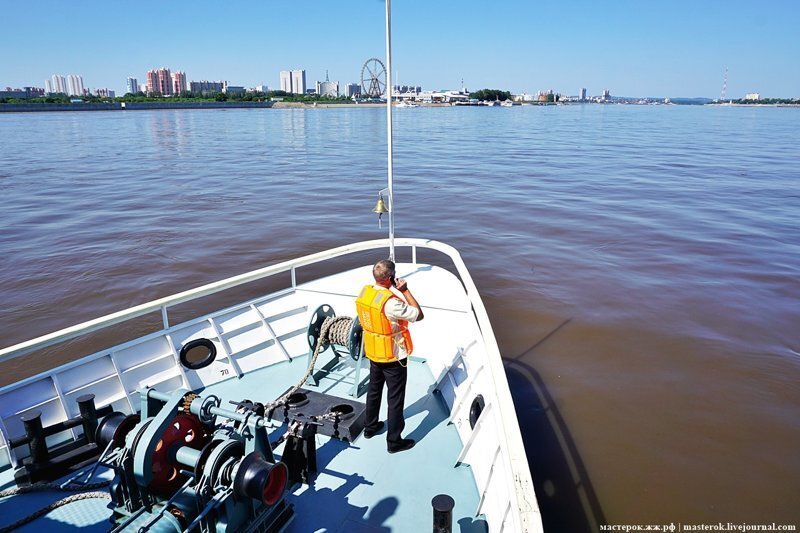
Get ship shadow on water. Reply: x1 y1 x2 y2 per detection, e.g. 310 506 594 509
504 319 607 533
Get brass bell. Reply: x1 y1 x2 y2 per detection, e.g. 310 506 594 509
372 193 389 214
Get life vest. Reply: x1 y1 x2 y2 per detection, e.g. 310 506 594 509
355 285 413 363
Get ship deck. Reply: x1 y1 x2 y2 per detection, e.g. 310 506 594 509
1 261 487 532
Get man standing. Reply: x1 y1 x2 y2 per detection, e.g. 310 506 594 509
355 259 424 453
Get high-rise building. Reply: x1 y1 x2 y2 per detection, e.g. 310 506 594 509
279 71 291 93
147 68 173 96
127 77 139 94
291 70 306 95
67 75 85 96
146 71 157 94
48 74 68 95
158 68 172 96
580 88 587 100
279 70 306 94
173 71 187 95
45 75 84 96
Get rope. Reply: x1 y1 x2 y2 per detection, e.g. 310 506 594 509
0 480 111 498
326 317 353 347
266 315 353 414
0 489 111 533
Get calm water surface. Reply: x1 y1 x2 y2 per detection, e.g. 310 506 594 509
1 106 799 529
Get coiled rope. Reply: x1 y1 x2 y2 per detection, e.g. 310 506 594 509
0 482 111 533
265 315 354 413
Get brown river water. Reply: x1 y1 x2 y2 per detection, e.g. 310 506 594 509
1 106 798 530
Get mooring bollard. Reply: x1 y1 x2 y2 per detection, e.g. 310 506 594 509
432 493 455 533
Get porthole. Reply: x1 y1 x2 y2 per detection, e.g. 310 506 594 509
468 395 485 429
179 338 217 370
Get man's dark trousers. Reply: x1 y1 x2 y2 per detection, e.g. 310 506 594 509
365 359 408 446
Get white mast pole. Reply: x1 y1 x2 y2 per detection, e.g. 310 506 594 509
385 0 395 261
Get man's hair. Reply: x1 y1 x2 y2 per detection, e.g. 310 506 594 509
373 259 395 282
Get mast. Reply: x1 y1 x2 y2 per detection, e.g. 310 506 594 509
385 0 395 260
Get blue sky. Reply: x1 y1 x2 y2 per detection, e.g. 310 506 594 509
2 0 798 98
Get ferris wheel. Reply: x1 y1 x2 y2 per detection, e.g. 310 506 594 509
361 58 387 98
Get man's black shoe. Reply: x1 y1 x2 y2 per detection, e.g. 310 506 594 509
363 421 385 439
387 438 416 454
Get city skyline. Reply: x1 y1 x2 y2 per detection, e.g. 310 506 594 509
2 0 799 99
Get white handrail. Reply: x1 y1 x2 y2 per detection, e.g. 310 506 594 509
0 237 540 531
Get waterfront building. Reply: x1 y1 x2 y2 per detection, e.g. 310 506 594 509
393 85 421 101
393 85 421 94
418 89 469 103
0 89 24 99
580 87 587 100
146 70 156 95
279 71 291 93
127 77 139 94
744 92 760 100
158 69 173 96
47 74 68 95
147 68 173 96
279 69 306 94
345 83 361 98
67 75 85 97
316 80 339 97
0 87 44 99
291 70 306 94
536 90 555 103
223 85 245 95
95 88 115 98
189 80 225 95
255 84 270 93
173 71 187 95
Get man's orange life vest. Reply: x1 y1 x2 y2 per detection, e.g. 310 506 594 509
355 285 413 363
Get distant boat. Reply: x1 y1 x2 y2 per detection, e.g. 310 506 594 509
395 101 419 108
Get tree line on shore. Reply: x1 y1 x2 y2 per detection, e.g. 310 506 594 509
709 98 799 105
468 89 512 101
0 90 357 105
2 88 521 105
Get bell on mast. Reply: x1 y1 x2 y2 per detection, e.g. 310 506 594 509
372 190 390 228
